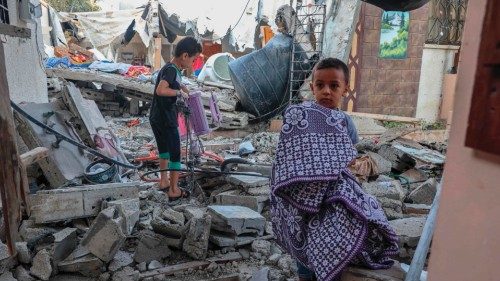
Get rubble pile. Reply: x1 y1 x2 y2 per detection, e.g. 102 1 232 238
9 68 448 280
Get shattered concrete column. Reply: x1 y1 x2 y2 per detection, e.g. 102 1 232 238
183 213 212 260
322 0 362 63
81 206 127 262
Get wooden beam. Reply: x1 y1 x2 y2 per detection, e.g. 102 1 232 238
0 42 22 255
20 147 49 166
0 23 31 39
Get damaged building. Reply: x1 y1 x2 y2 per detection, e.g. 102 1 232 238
1 0 500 281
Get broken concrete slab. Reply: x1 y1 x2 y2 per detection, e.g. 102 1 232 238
108 251 134 272
349 115 387 136
29 183 139 223
377 144 416 172
52 228 78 264
112 266 139 281
81 206 127 262
389 217 427 248
30 249 52 280
247 186 271 197
183 214 211 260
151 208 186 238
208 206 266 236
227 174 268 190
407 179 438 205
58 253 104 278
366 152 392 174
392 143 446 165
15 242 31 264
400 168 429 193
362 180 405 201
209 232 264 248
104 198 140 235
19 220 57 246
134 230 172 264
214 190 268 213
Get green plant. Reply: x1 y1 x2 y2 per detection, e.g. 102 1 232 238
382 121 406 129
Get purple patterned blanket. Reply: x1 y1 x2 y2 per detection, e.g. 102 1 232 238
270 102 399 281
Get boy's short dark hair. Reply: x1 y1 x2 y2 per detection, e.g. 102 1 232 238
311 58 349 84
174 37 203 57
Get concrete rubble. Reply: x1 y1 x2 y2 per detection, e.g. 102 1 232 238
9 55 448 281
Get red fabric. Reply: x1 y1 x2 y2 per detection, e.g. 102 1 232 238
192 56 204 71
125 66 151 77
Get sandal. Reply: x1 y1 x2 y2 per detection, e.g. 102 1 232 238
168 189 190 202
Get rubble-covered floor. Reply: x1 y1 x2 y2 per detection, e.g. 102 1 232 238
8 76 448 281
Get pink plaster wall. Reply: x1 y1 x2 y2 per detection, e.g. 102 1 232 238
427 0 500 280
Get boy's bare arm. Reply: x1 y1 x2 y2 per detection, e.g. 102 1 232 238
156 80 178 97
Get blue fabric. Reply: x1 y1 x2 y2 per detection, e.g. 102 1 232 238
44 57 70 68
343 112 359 145
88 61 131 74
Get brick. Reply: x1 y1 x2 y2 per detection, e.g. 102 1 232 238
376 82 398 95
409 23 419 34
368 95 385 108
372 69 386 81
370 43 380 56
381 107 393 115
411 34 425 46
385 70 402 82
360 68 375 83
373 17 381 30
364 29 380 43
410 58 422 70
356 95 369 108
362 56 378 69
408 45 420 58
419 21 429 34
378 60 397 70
363 16 373 29
394 60 411 70
362 43 371 56
360 82 375 96
411 5 430 21
401 70 421 82
364 3 382 17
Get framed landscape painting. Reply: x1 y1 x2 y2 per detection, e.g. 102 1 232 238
379 11 410 59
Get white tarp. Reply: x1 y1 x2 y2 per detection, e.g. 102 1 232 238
59 9 149 60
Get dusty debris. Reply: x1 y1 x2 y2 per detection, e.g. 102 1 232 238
15 242 31 264
52 228 78 263
108 251 134 272
390 217 427 261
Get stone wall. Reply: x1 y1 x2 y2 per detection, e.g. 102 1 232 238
355 3 429 117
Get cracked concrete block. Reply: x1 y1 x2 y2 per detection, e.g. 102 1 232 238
108 251 134 272
214 190 268 213
389 217 427 248
183 214 211 260
228 174 268 189
81 206 126 262
408 179 438 205
53 228 78 264
151 208 186 238
133 230 171 263
104 198 140 235
58 253 104 278
30 249 52 280
29 183 138 223
208 205 266 236
15 242 31 264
